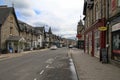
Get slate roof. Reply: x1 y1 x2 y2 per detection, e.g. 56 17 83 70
0 7 12 24
18 20 35 33
78 20 83 26
18 20 26 31
48 27 52 34
34 29 42 35
0 6 20 30
34 27 45 33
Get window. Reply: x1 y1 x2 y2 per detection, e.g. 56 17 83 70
9 17 13 23
10 27 13 34
118 0 120 7
95 31 100 49
112 34 120 50
95 2 99 20
112 31 120 61
111 0 117 11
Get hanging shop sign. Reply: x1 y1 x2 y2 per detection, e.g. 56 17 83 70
76 34 82 39
98 26 107 31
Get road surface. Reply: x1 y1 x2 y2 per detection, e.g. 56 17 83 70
0 48 78 80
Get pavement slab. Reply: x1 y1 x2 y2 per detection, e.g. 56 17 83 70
71 49 120 80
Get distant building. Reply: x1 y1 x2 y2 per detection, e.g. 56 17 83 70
76 19 84 49
34 27 46 48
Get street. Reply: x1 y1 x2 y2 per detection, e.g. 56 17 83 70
0 48 78 80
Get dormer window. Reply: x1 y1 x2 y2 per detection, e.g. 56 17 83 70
9 17 13 23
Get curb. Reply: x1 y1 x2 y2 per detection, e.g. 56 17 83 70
0 49 48 61
70 52 80 80
68 49 80 80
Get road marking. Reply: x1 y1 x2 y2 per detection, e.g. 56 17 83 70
46 65 49 68
46 65 54 69
34 78 37 80
40 70 44 75
45 58 54 64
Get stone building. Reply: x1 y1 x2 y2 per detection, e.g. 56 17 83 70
34 27 45 48
83 0 120 66
0 6 43 53
76 19 84 49
108 0 120 66
0 6 25 53
83 0 108 59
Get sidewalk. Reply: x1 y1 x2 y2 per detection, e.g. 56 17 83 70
71 49 120 80
0 49 48 61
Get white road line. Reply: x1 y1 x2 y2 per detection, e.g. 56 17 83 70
34 78 37 80
46 65 49 68
40 70 44 75
45 58 54 64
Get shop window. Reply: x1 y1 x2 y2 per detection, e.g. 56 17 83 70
112 31 120 61
113 34 120 49
118 0 120 7
111 0 117 11
95 31 100 49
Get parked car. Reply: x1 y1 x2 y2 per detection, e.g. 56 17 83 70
50 45 57 50
69 45 73 48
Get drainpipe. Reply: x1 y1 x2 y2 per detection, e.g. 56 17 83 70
106 0 110 63
0 25 1 53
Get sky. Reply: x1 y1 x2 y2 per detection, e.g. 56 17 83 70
0 0 84 39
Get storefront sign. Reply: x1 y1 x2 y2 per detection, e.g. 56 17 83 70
112 23 120 31
76 34 82 39
98 26 107 31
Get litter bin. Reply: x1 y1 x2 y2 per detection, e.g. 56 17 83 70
15 50 18 53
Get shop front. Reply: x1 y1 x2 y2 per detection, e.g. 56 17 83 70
112 23 120 61
84 18 106 58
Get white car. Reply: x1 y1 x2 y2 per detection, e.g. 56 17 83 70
69 45 73 48
50 45 57 50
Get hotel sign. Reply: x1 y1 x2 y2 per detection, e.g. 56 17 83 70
98 26 107 31
76 34 82 39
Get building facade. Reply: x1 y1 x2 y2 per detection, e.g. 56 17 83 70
0 6 26 53
83 0 120 66
108 0 120 65
76 19 84 49
83 0 107 59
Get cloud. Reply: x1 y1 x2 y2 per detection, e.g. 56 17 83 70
2 0 84 38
